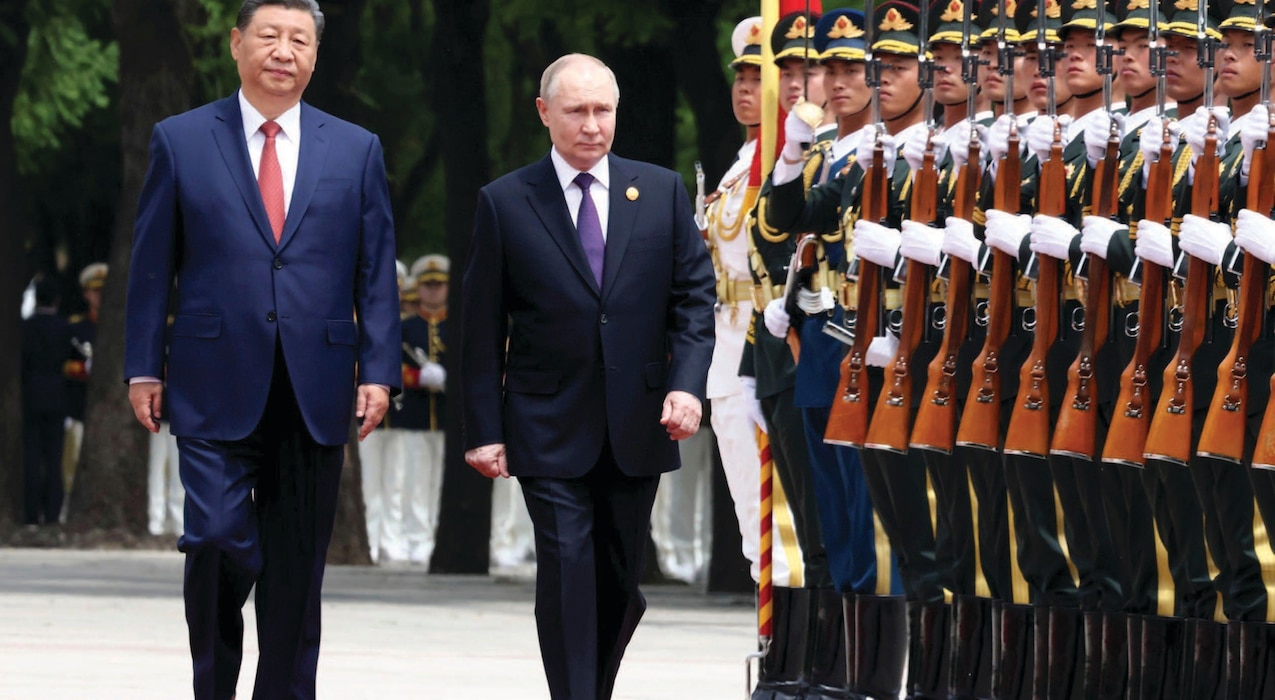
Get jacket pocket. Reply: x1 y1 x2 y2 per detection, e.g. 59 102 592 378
506 369 560 395
326 320 358 346
644 361 667 390
172 314 221 339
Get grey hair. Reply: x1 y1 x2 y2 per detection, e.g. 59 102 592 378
539 54 620 104
237 0 325 41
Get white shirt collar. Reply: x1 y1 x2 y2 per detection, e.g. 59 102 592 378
550 147 610 193
238 90 302 144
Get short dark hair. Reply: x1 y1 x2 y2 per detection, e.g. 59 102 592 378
237 0 325 42
33 277 59 307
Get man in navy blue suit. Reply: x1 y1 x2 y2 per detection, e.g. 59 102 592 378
123 1 399 697
461 54 716 700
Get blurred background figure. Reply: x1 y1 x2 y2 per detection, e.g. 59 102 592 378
651 418 715 584
490 477 536 570
62 262 107 523
402 254 449 566
21 276 69 527
146 383 183 536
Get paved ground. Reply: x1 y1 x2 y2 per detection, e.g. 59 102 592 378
0 548 758 699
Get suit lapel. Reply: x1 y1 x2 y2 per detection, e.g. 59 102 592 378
211 96 277 249
278 102 329 252
601 157 637 302
525 156 599 294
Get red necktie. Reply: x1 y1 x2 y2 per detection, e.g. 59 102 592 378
258 120 285 243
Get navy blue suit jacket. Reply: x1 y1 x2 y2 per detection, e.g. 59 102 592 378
461 154 715 478
124 94 400 446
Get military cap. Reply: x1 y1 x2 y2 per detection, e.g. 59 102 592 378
772 12 822 64
815 9 869 61
979 0 1023 42
1113 0 1164 34
874 0 926 54
78 262 108 291
730 16 766 68
1161 0 1222 38
1015 0 1063 43
412 254 450 285
1218 0 1271 32
929 0 980 45
1060 0 1115 35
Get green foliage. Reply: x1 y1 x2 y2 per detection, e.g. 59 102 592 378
188 0 241 103
11 0 117 175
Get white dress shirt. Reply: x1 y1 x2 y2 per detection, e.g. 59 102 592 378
239 90 301 216
550 147 610 240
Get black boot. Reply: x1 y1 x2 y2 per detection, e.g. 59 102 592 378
1134 615 1185 699
1096 612 1127 700
855 595 908 700
806 588 851 699
1031 605 1050 700
949 595 994 700
1182 618 1225 700
1126 615 1143 700
1225 620 1242 700
1046 607 1082 700
1079 611 1102 698
907 602 951 699
753 586 809 700
992 601 1034 700
1238 620 1275 697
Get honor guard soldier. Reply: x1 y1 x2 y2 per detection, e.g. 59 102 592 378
63 262 106 511
401 254 448 566
22 277 69 527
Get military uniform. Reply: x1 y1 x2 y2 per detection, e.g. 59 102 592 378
401 254 449 566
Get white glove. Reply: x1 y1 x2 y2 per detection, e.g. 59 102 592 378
852 220 902 267
1178 213 1232 266
1234 208 1275 265
866 334 900 368
781 107 817 162
1085 111 1125 166
763 298 791 338
739 375 768 434
1025 114 1073 164
984 209 1033 257
1030 214 1078 261
1134 219 1174 268
987 114 1016 163
1241 105 1269 177
902 128 949 173
420 361 446 391
1080 216 1125 260
1182 105 1231 163
899 220 944 266
947 121 987 169
1138 116 1181 170
943 216 982 264
856 130 898 171
796 287 836 315
84 357 93 375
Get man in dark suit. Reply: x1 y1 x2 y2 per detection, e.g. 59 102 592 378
123 1 399 697
21 277 70 527
461 53 715 700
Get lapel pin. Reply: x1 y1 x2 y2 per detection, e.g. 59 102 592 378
626 186 639 202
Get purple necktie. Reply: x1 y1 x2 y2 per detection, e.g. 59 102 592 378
573 172 605 287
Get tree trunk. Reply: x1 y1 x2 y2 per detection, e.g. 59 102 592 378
429 0 493 575
0 0 32 529
599 41 678 168
667 0 741 186
69 0 195 533
328 423 372 564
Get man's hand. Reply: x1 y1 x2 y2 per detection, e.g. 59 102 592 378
356 384 391 441
128 381 164 434
466 443 509 479
660 390 702 441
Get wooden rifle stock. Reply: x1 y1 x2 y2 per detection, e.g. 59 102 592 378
825 138 891 447
1103 131 1174 467
1204 124 1275 462
1051 133 1119 459
1003 128 1067 458
865 144 940 452
1144 123 1221 465
956 134 1021 451
913 141 982 452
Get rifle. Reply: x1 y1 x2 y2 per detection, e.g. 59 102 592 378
1003 7 1066 459
866 0 941 453
1144 1 1220 466
1051 0 1118 460
956 0 1021 451
914 2 983 453
826 0 889 447
1198 4 1274 463
783 233 821 360
695 160 709 237
1102 12 1174 466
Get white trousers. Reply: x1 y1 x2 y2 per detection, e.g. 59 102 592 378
489 476 536 568
359 428 408 562
146 424 183 536
404 430 444 565
651 429 715 584
711 392 797 586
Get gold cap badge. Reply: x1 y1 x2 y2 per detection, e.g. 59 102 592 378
880 7 915 31
786 16 816 39
940 0 965 22
830 15 866 38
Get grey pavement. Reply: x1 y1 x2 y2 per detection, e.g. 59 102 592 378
0 548 758 700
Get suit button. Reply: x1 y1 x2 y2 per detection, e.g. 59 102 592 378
273 258 283 270
600 314 608 324
267 311 277 322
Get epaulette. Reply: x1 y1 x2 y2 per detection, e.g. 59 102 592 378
69 314 85 324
